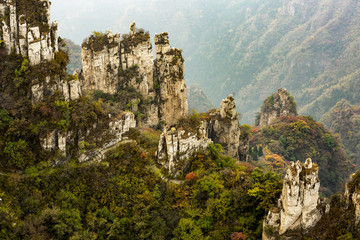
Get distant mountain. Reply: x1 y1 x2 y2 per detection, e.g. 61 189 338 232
64 38 82 74
187 84 214 113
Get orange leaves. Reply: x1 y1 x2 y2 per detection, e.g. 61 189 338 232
185 172 198 182
265 154 287 168
230 232 247 240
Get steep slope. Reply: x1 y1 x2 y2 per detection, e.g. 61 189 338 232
322 99 360 168
63 38 82 74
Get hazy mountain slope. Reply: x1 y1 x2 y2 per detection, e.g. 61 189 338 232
53 0 360 123
192 0 360 123
322 100 360 168
63 39 82 74
187 84 214 113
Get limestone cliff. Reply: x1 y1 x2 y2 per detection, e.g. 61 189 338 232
263 159 327 240
205 95 249 161
157 122 212 175
257 88 297 127
81 23 188 126
0 0 59 65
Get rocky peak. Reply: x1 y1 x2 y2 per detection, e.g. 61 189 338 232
257 88 297 127
81 23 188 127
0 0 59 65
263 159 326 239
205 95 249 161
220 95 237 119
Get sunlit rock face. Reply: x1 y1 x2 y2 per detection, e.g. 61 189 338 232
205 95 249 161
78 112 137 163
0 0 59 65
157 122 212 175
154 32 188 126
81 23 188 127
258 88 298 127
263 159 325 240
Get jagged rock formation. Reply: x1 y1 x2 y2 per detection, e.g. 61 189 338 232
205 95 249 161
263 159 327 240
0 0 59 65
157 122 212 175
257 88 297 127
81 23 188 126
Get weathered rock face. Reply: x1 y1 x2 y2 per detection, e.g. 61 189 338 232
157 123 212 175
81 31 122 94
257 88 297 127
0 0 59 65
40 112 136 163
81 23 188 127
205 95 249 161
263 159 325 240
78 112 137 162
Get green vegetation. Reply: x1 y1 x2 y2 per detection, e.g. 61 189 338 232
15 0 50 33
250 116 353 195
0 133 283 239
121 30 150 53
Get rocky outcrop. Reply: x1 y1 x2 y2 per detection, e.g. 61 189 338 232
81 23 188 127
257 88 297 127
205 95 249 161
40 112 136 163
78 112 136 162
157 122 212 175
0 0 59 65
30 77 82 104
263 159 326 240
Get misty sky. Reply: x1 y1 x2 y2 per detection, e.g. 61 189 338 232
50 0 194 45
